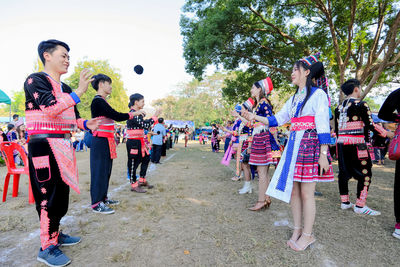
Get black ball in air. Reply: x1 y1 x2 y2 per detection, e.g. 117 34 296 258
134 65 144 75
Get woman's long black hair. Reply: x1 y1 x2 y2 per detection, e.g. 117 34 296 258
253 81 274 114
294 60 317 113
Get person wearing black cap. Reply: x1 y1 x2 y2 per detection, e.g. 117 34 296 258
335 79 389 216
89 74 144 214
126 93 161 192
24 39 100 267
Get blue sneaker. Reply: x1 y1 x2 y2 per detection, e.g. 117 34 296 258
37 245 71 267
58 232 81 246
92 202 115 214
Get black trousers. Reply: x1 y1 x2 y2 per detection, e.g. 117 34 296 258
126 139 150 183
338 144 372 207
395 159 400 223
174 136 179 143
90 137 113 205
28 138 70 250
152 144 162 163
161 142 167 156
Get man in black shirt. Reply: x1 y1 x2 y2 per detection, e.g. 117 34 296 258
90 74 143 214
335 79 388 216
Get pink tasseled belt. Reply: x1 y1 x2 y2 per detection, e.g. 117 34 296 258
290 116 316 131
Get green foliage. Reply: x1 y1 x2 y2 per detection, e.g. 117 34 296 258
3 58 129 119
221 69 295 104
9 90 25 116
33 58 44 72
1 58 44 117
152 72 233 127
181 0 400 102
364 96 381 112
65 59 129 119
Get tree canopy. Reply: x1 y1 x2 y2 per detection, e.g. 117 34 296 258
65 59 129 119
3 59 129 120
0 58 44 116
181 0 400 102
152 72 233 126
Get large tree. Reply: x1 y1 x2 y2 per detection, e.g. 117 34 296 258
152 72 233 127
65 59 129 119
181 0 400 101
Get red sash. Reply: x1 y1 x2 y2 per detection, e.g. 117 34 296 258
127 129 149 157
93 118 117 159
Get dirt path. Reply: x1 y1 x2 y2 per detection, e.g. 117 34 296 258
0 142 399 266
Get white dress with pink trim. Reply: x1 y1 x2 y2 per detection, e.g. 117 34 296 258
266 87 334 203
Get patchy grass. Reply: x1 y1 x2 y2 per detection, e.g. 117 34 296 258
106 250 131 263
0 216 27 232
1 142 400 266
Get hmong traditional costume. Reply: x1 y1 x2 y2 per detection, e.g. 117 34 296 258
211 128 220 152
24 72 87 250
378 88 400 226
224 125 233 153
249 98 280 166
231 119 241 155
335 98 386 208
238 122 251 162
266 87 334 203
126 111 156 189
90 95 133 207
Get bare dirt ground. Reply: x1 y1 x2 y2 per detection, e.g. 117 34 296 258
0 141 399 267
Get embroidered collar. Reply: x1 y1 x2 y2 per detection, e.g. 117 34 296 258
43 72 63 92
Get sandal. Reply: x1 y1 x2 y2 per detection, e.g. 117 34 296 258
288 232 316 251
231 175 241 181
286 226 302 247
249 198 271 211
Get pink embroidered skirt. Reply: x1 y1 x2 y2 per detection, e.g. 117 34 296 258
293 131 334 182
249 132 278 166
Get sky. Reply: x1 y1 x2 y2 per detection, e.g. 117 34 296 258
0 0 193 105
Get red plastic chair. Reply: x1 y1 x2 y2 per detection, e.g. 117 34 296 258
0 142 34 204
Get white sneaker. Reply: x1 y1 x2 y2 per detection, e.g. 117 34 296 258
353 205 381 216
238 182 252 194
393 228 400 240
341 202 354 210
